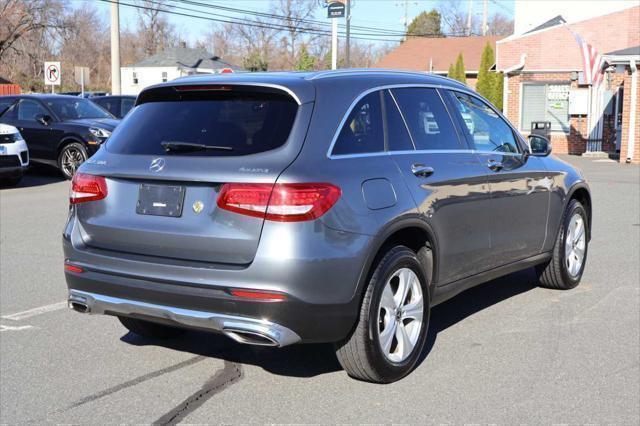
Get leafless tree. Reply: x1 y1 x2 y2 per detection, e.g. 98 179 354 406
486 12 514 36
271 0 319 68
0 0 69 58
135 0 178 56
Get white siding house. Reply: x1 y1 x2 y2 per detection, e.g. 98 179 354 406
120 47 241 95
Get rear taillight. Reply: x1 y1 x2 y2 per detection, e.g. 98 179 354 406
217 183 341 222
70 173 108 204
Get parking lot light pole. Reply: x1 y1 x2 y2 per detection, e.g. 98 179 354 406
110 0 121 95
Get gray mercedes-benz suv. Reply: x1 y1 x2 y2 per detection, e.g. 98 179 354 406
64 70 591 383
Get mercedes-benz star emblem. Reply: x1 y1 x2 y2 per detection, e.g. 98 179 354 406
149 158 165 172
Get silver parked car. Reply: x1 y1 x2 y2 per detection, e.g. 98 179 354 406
64 70 591 383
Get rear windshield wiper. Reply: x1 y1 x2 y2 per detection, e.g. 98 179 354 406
161 141 234 153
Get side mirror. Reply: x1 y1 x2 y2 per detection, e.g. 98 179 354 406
35 114 52 126
528 134 552 157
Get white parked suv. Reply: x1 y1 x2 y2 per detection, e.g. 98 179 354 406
0 124 29 186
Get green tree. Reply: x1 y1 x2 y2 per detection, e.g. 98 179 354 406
454 53 466 84
294 44 316 71
476 43 495 100
493 72 504 110
447 63 456 79
406 9 442 37
243 51 268 72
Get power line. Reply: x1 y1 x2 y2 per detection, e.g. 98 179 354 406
108 0 474 41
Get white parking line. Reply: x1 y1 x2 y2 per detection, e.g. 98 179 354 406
1 301 67 321
0 325 35 332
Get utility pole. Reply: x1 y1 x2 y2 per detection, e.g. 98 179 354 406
331 16 338 70
110 0 121 95
482 0 488 35
345 0 351 68
466 0 473 36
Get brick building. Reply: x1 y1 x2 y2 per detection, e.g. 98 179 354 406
496 6 640 161
373 36 500 89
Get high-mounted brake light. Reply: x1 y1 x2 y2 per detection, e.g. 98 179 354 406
174 85 232 92
70 173 108 204
217 183 341 222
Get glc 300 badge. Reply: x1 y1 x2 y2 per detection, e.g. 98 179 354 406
192 201 204 214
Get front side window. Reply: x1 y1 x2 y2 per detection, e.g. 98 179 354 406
521 83 570 132
448 91 520 153
44 98 112 120
94 99 118 116
332 91 384 156
391 88 461 150
17 100 49 121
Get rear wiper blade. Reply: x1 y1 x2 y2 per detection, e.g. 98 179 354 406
161 141 233 153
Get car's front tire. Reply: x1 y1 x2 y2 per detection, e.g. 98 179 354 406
118 316 185 339
335 245 430 383
536 199 589 289
58 142 87 179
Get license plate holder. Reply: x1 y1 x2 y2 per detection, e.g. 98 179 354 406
136 183 185 217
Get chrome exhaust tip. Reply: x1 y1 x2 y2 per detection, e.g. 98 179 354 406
69 301 89 313
223 328 279 347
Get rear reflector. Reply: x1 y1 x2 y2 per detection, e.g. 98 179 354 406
70 173 107 204
64 263 84 273
217 183 341 222
230 289 287 301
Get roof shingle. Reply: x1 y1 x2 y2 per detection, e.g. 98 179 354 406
373 36 501 73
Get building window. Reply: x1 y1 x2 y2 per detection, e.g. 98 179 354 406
521 83 570 132
132 72 138 85
162 71 167 83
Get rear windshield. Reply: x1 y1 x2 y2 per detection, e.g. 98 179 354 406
106 92 298 156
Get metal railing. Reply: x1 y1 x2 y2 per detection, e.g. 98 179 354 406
586 138 603 152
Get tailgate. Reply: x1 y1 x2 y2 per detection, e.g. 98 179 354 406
74 84 313 265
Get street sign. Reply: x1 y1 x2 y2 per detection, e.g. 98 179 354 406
44 62 61 86
74 66 90 86
327 1 345 18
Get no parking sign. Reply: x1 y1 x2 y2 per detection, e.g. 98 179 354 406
44 61 61 86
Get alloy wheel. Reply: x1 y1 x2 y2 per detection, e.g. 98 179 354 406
565 213 586 277
377 267 424 363
61 146 85 177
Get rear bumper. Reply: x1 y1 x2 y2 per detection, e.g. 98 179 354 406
68 289 301 346
63 217 372 343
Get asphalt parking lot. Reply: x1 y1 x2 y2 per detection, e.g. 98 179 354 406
1 157 638 424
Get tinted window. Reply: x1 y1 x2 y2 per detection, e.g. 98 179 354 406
121 98 134 116
107 92 298 156
0 98 17 119
93 98 119 116
448 91 520 153
17 100 49 121
44 97 111 120
332 91 384 156
391 88 461 150
384 90 414 152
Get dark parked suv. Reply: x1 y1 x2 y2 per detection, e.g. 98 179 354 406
0 95 120 178
64 71 591 383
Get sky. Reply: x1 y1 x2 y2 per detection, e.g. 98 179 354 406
81 0 516 48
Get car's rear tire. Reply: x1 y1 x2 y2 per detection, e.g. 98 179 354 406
58 142 87 180
536 199 588 290
335 245 430 383
118 316 185 339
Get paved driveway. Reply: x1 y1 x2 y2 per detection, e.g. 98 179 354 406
1 157 638 424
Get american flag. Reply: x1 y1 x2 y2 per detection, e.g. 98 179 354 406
569 28 605 87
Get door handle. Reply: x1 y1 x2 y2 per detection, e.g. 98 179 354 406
487 159 504 172
411 163 435 178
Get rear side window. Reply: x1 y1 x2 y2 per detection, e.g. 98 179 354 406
121 98 134 116
391 88 461 150
332 91 384 156
107 92 298 156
